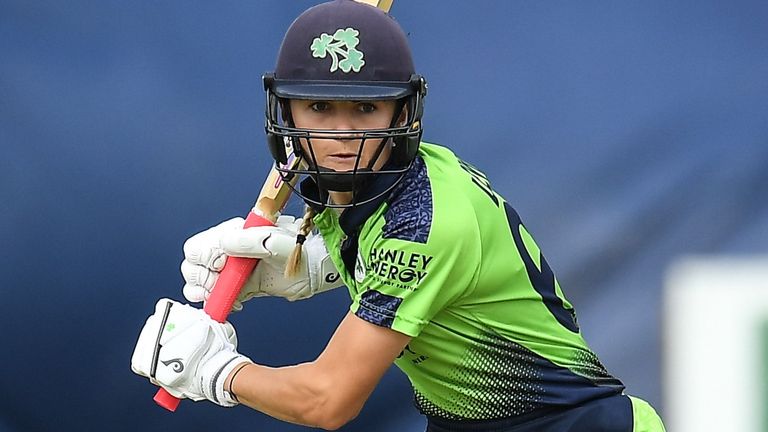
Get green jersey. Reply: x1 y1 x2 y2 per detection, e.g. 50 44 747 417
305 142 624 421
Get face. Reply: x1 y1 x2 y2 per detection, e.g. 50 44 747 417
288 99 401 173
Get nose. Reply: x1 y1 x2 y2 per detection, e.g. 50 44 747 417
327 115 365 143
327 112 359 134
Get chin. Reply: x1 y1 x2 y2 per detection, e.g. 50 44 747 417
327 165 358 173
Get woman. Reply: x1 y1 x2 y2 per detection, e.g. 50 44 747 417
131 1 665 430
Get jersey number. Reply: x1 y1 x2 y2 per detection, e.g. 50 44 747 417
505 203 579 333
459 158 578 333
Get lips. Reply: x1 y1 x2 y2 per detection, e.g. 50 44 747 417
327 153 358 161
325 154 361 170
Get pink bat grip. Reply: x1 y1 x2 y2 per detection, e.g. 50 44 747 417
153 211 275 411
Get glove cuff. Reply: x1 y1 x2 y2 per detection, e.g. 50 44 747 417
306 235 344 297
201 351 252 407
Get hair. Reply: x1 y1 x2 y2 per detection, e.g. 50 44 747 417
284 205 318 278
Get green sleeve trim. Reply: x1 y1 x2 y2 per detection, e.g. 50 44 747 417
628 396 666 432
391 314 426 337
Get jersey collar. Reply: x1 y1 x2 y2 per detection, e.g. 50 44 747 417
299 164 405 235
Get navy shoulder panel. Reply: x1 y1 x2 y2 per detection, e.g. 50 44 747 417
355 289 403 328
383 156 433 243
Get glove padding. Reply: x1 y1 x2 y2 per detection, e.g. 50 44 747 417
130 298 250 407
181 216 342 310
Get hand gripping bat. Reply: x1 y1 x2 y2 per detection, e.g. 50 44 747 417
153 153 301 411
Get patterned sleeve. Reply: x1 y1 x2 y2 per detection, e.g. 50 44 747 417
350 159 482 337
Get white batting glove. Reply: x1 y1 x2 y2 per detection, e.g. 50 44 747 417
181 216 343 310
130 298 251 407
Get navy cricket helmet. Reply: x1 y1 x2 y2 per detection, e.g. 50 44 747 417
263 0 427 207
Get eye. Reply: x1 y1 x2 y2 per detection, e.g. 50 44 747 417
357 102 377 113
310 101 331 112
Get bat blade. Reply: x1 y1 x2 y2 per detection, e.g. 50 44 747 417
354 0 393 12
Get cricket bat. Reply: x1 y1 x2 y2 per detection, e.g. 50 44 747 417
355 0 394 11
152 0 395 412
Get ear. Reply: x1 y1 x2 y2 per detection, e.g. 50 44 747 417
280 99 294 127
397 103 409 126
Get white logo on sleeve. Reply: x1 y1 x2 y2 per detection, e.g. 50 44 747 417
355 252 367 283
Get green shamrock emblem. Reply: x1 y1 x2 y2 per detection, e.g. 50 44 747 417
310 27 365 73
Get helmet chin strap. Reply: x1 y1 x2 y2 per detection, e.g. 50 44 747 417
312 165 373 193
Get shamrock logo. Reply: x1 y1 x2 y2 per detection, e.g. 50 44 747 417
310 27 365 73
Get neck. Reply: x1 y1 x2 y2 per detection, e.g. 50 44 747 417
329 191 353 206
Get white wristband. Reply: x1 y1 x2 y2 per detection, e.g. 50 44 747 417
201 352 252 407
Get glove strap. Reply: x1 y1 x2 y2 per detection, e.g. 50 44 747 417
203 352 252 407
150 301 175 381
226 362 251 402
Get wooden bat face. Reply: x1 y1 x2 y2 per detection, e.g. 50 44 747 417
255 141 303 222
354 0 393 12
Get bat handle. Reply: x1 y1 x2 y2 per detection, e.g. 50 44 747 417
153 211 276 412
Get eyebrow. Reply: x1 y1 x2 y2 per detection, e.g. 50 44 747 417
303 100 379 104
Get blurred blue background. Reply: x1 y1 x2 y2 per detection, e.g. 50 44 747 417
2 0 767 430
